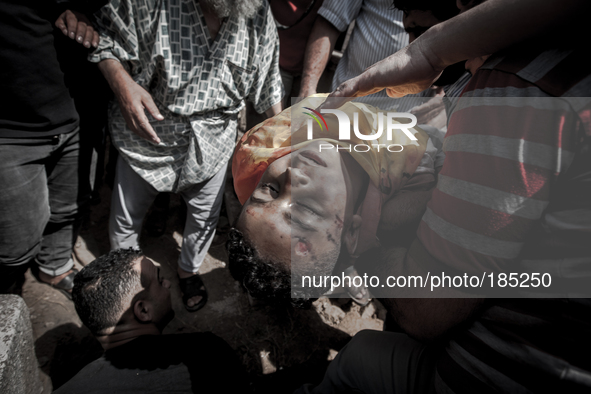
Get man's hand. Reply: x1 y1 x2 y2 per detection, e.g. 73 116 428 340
322 0 591 111
116 81 164 144
98 59 164 144
55 10 100 48
320 42 444 110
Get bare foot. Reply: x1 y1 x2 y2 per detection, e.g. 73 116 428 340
177 266 203 307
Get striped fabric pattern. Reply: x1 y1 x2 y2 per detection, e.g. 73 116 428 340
318 0 407 92
410 44 591 392
90 0 283 192
318 0 432 110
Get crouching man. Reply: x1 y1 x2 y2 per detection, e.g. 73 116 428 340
55 249 246 393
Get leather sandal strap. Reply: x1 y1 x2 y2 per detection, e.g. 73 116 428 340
179 274 206 299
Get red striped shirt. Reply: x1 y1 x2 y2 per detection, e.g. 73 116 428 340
410 43 591 393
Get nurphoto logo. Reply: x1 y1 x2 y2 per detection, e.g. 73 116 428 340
304 109 418 153
303 107 328 132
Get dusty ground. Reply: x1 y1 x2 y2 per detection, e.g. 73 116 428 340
18 66 388 393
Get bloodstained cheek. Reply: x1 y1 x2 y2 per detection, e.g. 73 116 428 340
295 241 309 256
334 215 344 229
326 230 337 245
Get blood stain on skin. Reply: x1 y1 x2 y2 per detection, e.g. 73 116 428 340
295 241 309 256
326 231 337 245
334 215 344 229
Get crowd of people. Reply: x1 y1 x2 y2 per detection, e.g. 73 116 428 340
1 0 590 392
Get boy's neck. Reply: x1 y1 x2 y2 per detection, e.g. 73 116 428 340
341 152 369 211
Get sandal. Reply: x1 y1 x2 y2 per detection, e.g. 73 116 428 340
343 266 372 306
34 267 78 300
178 274 208 312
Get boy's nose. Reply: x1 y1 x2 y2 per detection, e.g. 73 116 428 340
286 167 309 187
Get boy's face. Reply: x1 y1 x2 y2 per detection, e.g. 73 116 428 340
238 140 356 279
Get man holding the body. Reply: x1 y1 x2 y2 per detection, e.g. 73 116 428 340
295 0 591 392
55 249 246 393
90 0 283 311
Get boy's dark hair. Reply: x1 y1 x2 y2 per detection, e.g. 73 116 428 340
393 0 459 21
72 248 143 335
226 227 315 309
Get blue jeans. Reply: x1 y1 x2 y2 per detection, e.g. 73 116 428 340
0 128 91 289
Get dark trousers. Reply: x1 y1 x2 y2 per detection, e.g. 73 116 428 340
294 330 440 394
0 128 91 290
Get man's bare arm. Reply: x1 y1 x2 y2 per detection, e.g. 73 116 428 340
298 16 341 98
322 0 589 109
265 101 282 118
98 59 164 144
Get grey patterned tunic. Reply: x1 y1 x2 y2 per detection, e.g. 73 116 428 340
90 0 283 191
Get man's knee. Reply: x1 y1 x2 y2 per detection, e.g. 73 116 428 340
326 330 429 394
0 241 41 267
0 206 47 266
334 330 385 372
185 184 225 221
336 330 417 375
347 329 385 352
48 200 86 224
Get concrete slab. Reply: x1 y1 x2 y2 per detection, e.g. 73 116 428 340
0 295 42 394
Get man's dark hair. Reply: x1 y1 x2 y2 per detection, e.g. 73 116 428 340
226 228 316 309
393 0 459 21
72 248 143 335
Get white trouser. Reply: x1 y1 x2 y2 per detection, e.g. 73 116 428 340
109 155 227 273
